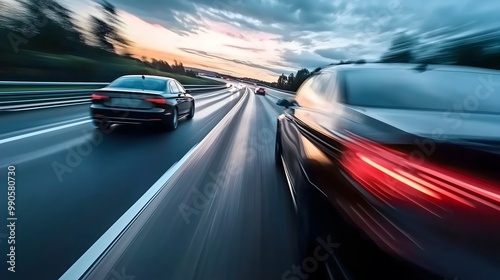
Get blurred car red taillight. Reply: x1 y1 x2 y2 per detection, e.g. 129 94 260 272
91 93 109 100
340 135 500 214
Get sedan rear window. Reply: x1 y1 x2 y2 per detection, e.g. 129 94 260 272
108 77 167 91
344 69 500 113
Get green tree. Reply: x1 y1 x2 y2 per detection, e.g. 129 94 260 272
8 0 83 53
277 73 288 89
172 60 186 74
159 60 172 72
91 17 114 52
91 0 130 53
292 68 310 91
288 73 294 87
380 33 416 63
186 70 197 77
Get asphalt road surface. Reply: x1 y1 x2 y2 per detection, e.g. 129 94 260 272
0 84 443 280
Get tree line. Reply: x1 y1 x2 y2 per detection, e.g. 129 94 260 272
380 29 500 69
143 58 198 78
275 60 363 91
0 0 198 80
276 28 500 92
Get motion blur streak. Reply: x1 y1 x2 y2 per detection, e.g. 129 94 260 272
359 155 441 199
78 89 299 280
0 88 246 280
341 135 500 214
61 88 250 280
0 119 90 144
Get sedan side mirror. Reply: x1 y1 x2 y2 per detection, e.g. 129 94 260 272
276 98 293 108
186 89 192 94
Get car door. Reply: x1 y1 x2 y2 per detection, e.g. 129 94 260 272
169 81 188 114
175 81 192 113
280 72 341 200
296 72 344 198
279 75 319 198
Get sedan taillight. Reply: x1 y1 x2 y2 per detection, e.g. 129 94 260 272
91 94 109 100
145 98 166 104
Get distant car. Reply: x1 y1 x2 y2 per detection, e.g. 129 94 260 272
90 75 195 131
255 87 266 95
238 83 244 89
275 63 500 279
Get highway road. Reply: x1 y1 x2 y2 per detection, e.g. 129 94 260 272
0 83 441 280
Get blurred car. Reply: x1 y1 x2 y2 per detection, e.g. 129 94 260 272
90 75 195 131
238 83 244 89
255 87 266 95
275 63 500 279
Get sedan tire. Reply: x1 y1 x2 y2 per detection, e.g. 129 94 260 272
93 119 111 132
187 102 195 120
275 129 283 168
159 107 178 131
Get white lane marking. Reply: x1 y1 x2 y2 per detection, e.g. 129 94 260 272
0 96 89 105
195 92 242 119
3 101 91 112
1 89 224 112
193 91 233 108
1 89 234 142
60 89 249 280
59 144 198 280
281 155 298 213
0 116 89 138
0 98 90 110
193 89 230 99
0 120 91 145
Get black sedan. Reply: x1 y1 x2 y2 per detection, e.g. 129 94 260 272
255 87 266 95
90 75 195 131
275 63 500 279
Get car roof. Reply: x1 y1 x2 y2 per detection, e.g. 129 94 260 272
118 75 176 81
320 63 500 75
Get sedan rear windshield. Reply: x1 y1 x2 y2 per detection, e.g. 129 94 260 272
108 77 166 91
344 69 500 113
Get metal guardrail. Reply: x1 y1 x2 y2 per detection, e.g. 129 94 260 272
277 89 296 94
0 82 230 111
270 88 295 95
252 82 295 95
0 81 226 87
0 81 109 86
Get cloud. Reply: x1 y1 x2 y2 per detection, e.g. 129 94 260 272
106 0 205 36
280 50 333 70
178 47 290 74
224 32 248 40
315 48 348 60
224 44 265 53
95 0 500 78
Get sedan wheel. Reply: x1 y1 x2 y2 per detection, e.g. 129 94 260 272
93 119 110 131
170 107 178 129
275 131 283 168
159 107 178 131
187 102 195 119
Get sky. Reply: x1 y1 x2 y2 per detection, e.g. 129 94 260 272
32 0 500 81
